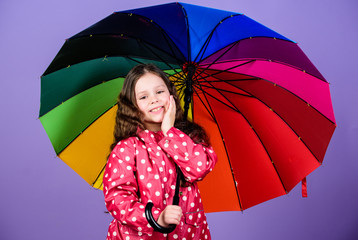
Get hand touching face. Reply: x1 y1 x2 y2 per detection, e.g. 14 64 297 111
161 95 176 136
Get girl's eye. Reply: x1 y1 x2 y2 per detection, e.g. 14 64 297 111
139 96 147 100
157 90 164 94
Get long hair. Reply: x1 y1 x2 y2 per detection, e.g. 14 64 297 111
110 63 209 152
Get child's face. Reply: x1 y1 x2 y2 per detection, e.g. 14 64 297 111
135 72 171 132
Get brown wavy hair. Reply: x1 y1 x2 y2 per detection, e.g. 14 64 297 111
110 63 209 152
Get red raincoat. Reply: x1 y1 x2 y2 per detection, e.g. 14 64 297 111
103 127 217 240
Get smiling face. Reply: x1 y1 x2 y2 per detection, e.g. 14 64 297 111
135 72 171 132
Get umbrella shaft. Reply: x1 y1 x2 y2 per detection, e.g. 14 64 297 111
184 64 196 118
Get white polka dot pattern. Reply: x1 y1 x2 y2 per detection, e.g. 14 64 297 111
103 127 217 239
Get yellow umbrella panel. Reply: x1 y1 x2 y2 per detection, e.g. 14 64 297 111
40 77 124 189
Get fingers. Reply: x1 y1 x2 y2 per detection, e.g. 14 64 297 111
165 95 176 115
170 95 176 113
157 205 183 227
165 205 182 225
162 95 176 136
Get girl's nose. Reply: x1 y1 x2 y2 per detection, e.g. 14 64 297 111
150 95 158 104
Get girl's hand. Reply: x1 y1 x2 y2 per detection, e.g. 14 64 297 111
157 205 183 227
161 95 176 136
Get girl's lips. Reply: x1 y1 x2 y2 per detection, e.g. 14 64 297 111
150 106 164 113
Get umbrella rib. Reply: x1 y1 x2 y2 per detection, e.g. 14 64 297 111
197 38 241 68
198 78 257 83
126 56 182 84
191 61 258 101
159 29 186 66
199 41 240 70
212 74 332 163
137 39 184 76
200 58 254 68
191 87 215 120
120 34 183 65
177 2 192 61
195 59 256 81
194 69 261 104
92 163 106 189
168 71 186 84
174 82 187 91
249 81 330 164
52 102 118 189
71 32 185 69
198 64 328 125
114 11 186 64
196 59 332 165
193 86 240 113
174 80 187 105
195 77 246 113
178 85 187 103
198 59 335 130
125 56 152 66
198 72 324 183
197 39 241 64
241 116 289 194
171 73 186 87
167 70 184 78
195 66 259 85
197 36 328 85
201 53 328 84
195 80 289 195
197 39 253 65
55 103 118 156
194 29 214 63
196 83 255 98
193 84 244 211
194 65 259 83
194 14 241 63
126 55 184 87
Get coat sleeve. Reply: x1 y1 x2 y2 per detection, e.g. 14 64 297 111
158 127 218 183
103 138 161 236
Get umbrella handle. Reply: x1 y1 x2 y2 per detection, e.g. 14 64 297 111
145 166 181 233
145 202 176 233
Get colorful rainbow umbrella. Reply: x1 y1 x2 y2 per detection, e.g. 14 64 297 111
39 2 336 212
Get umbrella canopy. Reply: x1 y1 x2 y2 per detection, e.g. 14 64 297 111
40 2 336 212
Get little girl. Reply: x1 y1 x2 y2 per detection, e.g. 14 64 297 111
103 64 217 240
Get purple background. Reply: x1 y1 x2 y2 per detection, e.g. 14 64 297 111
1 0 357 239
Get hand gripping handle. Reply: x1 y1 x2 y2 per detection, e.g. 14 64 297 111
145 202 176 233
145 166 181 234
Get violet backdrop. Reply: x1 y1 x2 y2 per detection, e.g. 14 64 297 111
1 0 357 239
